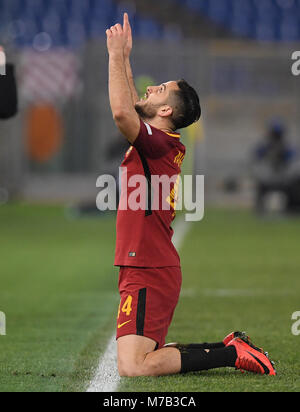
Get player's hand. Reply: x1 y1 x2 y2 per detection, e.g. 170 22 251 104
123 13 133 59
106 22 128 56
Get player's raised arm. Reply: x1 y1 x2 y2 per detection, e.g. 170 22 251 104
106 17 140 144
123 13 139 105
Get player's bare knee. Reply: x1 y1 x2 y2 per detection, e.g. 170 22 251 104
118 357 157 377
118 366 130 377
118 356 141 377
117 361 129 377
141 356 163 377
118 362 142 377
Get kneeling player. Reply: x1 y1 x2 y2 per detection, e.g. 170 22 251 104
107 14 276 378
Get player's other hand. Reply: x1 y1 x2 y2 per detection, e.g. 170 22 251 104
106 14 130 56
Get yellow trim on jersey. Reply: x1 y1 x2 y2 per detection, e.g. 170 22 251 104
165 132 181 139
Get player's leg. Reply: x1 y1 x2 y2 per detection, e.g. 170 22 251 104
116 267 275 376
117 334 276 377
117 334 181 377
117 334 238 377
116 266 183 376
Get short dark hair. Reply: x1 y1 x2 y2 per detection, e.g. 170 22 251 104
170 79 201 130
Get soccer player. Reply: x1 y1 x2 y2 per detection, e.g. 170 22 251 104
106 14 276 377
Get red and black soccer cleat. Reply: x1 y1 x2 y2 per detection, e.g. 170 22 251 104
223 331 264 353
227 337 277 376
223 331 249 346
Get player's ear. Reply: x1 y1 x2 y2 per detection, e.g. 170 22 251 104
158 105 173 118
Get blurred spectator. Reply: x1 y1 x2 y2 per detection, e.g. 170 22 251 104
252 120 300 214
0 47 18 119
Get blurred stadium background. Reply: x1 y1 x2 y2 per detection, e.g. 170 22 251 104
1 0 300 393
0 0 299 209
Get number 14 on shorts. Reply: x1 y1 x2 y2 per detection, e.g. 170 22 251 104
117 295 133 328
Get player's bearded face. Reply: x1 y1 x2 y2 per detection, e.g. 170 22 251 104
134 100 159 119
134 87 170 120
135 81 179 120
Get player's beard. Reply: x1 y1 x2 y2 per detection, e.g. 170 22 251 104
134 101 158 120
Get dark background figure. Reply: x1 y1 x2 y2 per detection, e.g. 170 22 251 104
0 47 18 120
68 134 129 217
252 120 300 214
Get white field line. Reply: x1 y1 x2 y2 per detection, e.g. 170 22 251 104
86 216 191 393
86 334 119 392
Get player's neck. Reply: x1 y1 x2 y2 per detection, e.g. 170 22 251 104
143 117 174 134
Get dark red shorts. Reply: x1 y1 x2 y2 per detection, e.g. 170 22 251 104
116 266 182 349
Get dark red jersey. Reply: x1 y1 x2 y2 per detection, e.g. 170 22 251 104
114 119 186 268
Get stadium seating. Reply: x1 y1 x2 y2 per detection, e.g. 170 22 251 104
0 0 182 49
172 0 300 41
1 0 299 48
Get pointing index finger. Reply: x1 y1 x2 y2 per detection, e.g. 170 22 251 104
123 13 129 31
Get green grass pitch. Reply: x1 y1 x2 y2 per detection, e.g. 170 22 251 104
0 204 299 392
